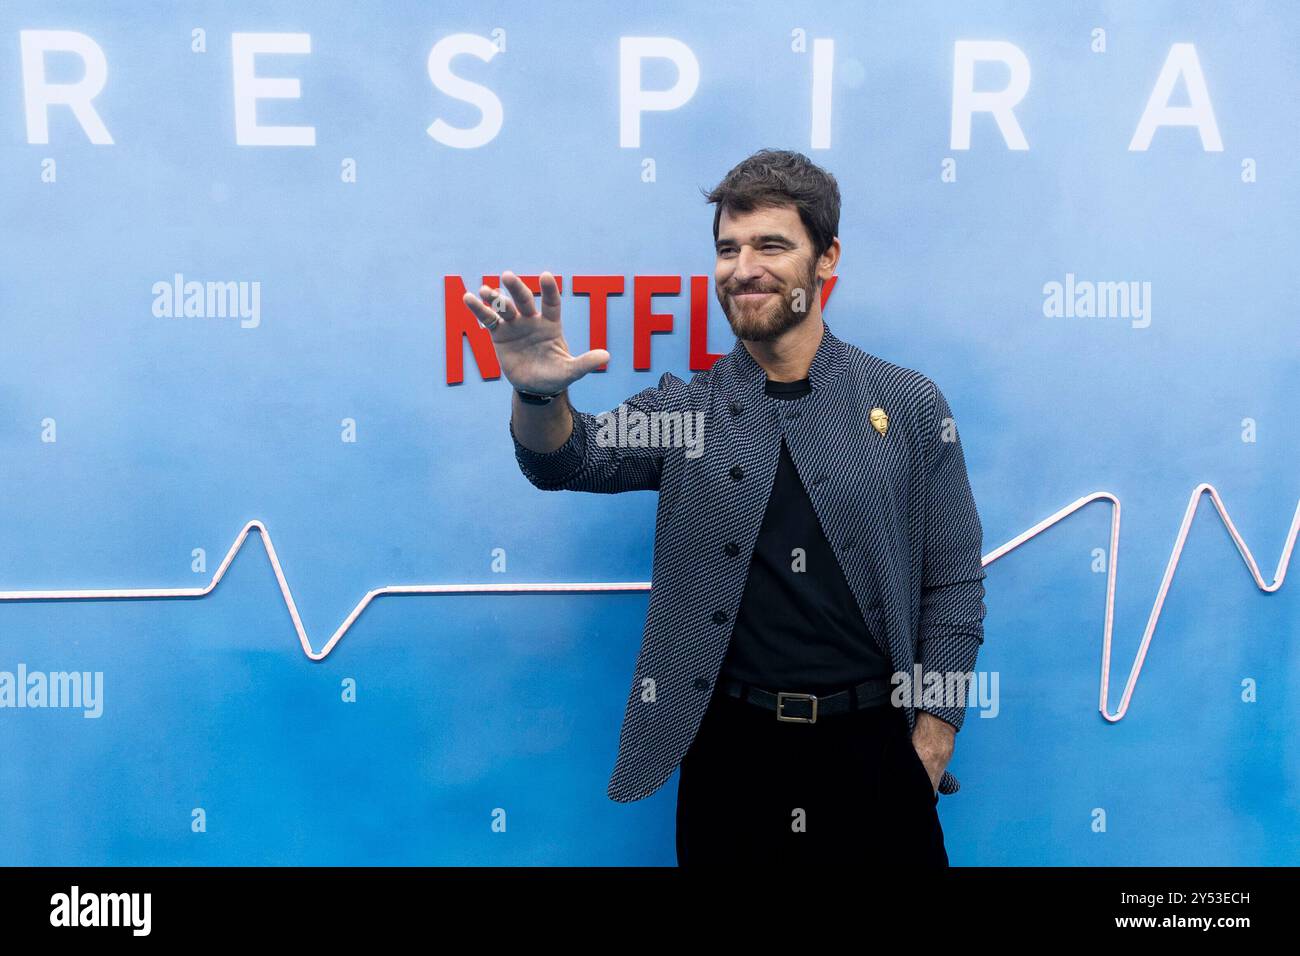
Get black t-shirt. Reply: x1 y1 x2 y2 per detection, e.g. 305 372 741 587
717 375 891 695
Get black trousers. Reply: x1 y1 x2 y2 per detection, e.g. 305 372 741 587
675 687 949 866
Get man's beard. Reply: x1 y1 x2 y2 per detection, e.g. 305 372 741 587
719 257 820 343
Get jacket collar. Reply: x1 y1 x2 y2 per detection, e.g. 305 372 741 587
726 318 849 402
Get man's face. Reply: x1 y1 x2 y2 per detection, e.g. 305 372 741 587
714 203 823 343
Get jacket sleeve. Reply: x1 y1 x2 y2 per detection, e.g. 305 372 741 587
509 371 682 494
915 378 988 734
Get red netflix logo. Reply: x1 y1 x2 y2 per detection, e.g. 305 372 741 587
444 273 838 385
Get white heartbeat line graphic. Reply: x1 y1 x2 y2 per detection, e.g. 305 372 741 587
982 484 1297 722
0 483 1295 722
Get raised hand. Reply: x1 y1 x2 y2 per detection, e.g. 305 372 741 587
462 270 610 396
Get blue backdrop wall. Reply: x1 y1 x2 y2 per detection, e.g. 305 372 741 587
0 0 1296 865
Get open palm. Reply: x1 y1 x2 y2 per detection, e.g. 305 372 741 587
461 270 610 396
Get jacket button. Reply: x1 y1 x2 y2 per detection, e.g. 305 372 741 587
842 537 856 550
724 542 739 557
785 408 800 420
729 402 742 416
712 610 728 624
729 465 744 480
812 474 826 485
693 677 710 691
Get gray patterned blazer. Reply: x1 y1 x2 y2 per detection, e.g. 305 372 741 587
510 320 987 801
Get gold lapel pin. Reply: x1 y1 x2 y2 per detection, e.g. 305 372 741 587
869 406 889 436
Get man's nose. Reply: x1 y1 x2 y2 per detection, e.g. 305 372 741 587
733 246 765 282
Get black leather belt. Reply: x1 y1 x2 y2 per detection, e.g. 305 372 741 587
714 675 893 723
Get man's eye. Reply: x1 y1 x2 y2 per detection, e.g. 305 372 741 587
763 244 784 251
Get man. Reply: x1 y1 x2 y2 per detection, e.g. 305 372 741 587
463 149 987 866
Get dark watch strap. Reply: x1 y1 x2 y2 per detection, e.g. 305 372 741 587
515 388 558 405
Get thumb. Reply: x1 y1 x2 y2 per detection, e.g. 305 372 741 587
569 349 611 379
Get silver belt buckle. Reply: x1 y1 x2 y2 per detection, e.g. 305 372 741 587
775 691 818 723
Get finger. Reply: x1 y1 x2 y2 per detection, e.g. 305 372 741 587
569 348 612 378
538 271 562 321
462 290 505 327
500 270 540 319
480 283 521 323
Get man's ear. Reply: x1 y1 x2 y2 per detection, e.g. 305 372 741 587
818 238 841 279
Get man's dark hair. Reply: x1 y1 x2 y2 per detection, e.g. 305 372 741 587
701 148 841 262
